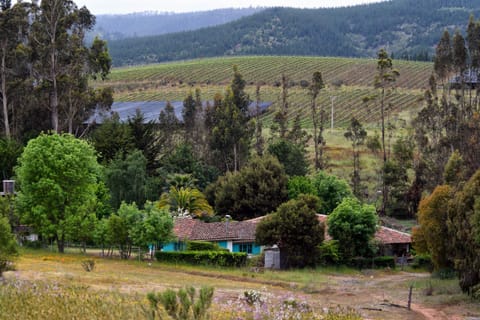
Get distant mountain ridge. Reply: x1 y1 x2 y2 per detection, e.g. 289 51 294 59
106 0 480 66
90 8 265 41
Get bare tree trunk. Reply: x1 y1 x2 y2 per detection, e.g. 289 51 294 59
1 48 10 138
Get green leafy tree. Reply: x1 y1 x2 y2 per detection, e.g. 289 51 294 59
287 176 315 200
16 133 101 253
344 117 367 199
159 143 219 190
90 114 134 163
107 202 138 259
287 172 352 214
0 215 17 276
127 109 161 175
312 171 353 214
255 195 324 268
267 139 308 177
104 149 150 210
384 136 415 218
130 201 174 255
443 150 466 187
212 154 288 220
158 100 181 155
413 185 453 271
327 197 378 261
206 67 252 172
447 169 480 295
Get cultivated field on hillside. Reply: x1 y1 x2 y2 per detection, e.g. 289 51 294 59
1 250 479 320
100 56 430 128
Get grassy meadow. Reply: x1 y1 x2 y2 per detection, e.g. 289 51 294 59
1 249 479 319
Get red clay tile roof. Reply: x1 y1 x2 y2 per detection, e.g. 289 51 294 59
374 226 412 244
173 218 258 242
173 214 412 245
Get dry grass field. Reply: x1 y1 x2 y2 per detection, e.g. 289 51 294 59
1 250 479 319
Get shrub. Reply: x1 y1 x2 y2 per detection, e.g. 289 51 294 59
412 254 433 271
244 290 263 305
350 256 395 269
317 240 342 266
155 251 247 267
81 259 96 272
373 256 396 268
147 286 214 320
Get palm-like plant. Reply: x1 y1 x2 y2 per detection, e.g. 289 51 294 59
158 186 213 218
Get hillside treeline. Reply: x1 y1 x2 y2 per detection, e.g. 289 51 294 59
91 8 264 41
108 0 480 66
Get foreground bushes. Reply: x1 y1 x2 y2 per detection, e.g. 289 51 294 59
156 250 247 267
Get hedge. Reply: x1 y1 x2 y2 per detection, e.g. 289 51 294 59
186 241 225 252
350 256 396 269
155 250 247 267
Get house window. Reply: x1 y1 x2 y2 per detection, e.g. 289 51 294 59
239 243 252 254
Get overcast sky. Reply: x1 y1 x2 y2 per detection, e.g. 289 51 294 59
74 0 386 14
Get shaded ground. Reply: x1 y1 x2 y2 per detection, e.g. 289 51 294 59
3 251 480 320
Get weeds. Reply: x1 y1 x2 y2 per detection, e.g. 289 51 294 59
81 259 96 272
147 286 214 320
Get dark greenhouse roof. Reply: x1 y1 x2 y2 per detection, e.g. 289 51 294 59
86 101 273 124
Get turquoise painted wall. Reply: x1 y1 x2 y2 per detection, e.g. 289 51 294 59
217 241 228 249
163 240 261 255
163 243 175 251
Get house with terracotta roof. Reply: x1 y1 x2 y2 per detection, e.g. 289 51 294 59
164 214 412 257
163 217 262 254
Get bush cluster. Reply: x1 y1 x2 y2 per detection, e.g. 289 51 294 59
186 241 225 251
350 256 396 269
156 251 247 267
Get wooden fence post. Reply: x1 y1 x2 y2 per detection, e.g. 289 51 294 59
408 284 413 310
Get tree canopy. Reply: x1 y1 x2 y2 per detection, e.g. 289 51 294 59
16 133 101 253
211 154 288 220
327 197 378 261
255 195 324 268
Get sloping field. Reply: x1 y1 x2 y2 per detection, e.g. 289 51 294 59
100 56 430 127
106 56 432 89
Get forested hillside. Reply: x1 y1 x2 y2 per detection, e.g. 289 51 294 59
108 0 480 66
89 8 264 41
